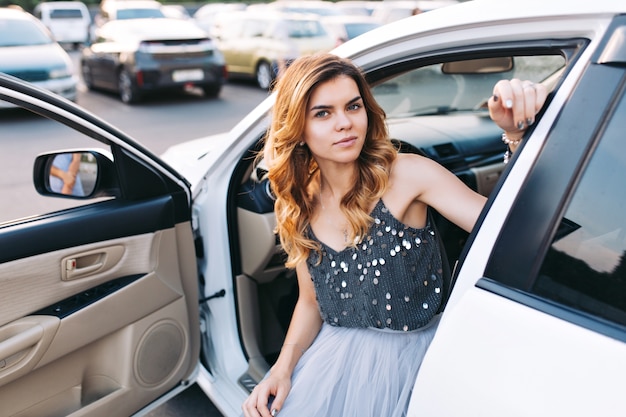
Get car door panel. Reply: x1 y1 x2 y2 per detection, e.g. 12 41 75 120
411 288 626 416
409 16 626 416
0 77 200 416
0 225 197 417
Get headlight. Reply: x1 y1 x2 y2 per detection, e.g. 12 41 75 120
49 66 73 79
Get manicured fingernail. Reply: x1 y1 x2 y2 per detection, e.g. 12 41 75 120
271 409 279 416
517 120 525 130
505 99 513 109
492 94 499 102
526 117 534 126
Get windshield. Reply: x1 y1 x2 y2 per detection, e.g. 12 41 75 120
0 19 52 46
373 55 565 118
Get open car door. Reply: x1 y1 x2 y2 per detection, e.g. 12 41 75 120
0 74 200 417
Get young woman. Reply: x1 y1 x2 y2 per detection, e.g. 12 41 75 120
242 53 547 417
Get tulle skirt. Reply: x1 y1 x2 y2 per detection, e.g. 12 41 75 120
275 316 439 417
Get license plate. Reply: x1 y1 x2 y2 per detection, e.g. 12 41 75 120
172 69 204 82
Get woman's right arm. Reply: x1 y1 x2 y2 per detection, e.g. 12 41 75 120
242 261 323 417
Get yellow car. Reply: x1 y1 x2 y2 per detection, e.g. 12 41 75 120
211 11 335 89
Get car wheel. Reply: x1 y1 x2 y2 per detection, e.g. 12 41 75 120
118 69 141 104
256 61 274 90
202 84 221 98
81 63 93 90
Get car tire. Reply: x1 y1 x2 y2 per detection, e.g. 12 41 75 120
81 63 94 90
202 84 221 98
118 69 141 104
256 61 274 90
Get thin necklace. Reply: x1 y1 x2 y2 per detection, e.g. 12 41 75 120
319 186 348 243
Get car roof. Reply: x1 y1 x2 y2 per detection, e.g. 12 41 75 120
215 9 326 22
321 14 382 24
36 1 89 9
104 0 162 10
194 2 247 15
99 17 208 39
248 0 343 16
341 0 626 58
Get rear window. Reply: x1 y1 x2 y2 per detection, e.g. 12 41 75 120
116 8 165 19
49 9 85 19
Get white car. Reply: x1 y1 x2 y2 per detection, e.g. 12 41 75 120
33 1 91 49
1 1 626 416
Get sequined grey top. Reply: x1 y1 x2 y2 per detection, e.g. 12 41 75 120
307 199 443 332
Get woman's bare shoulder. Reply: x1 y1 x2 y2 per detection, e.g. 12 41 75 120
388 152 455 200
391 152 442 178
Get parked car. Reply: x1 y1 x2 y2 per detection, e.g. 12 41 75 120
161 4 191 20
94 0 165 29
211 11 336 89
334 0 383 16
192 2 248 34
80 17 227 103
372 0 459 23
248 0 344 17
1 1 626 417
33 1 91 49
321 14 382 46
0 6 77 107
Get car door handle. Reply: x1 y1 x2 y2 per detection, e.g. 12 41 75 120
0 325 42 368
0 316 59 385
62 245 125 281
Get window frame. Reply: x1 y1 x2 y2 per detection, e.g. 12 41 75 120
481 16 626 342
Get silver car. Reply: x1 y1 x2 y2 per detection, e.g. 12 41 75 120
0 7 77 107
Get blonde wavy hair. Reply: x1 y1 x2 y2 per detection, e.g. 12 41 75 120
264 54 397 268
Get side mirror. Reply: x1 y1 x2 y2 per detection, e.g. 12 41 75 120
33 150 120 199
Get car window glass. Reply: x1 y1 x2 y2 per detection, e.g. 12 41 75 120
344 23 379 40
49 9 84 19
116 8 164 20
373 55 565 118
0 19 52 47
0 110 110 224
532 92 626 325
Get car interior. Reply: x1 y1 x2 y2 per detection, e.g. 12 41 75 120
225 51 568 390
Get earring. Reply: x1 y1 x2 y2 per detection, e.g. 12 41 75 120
299 141 305 147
